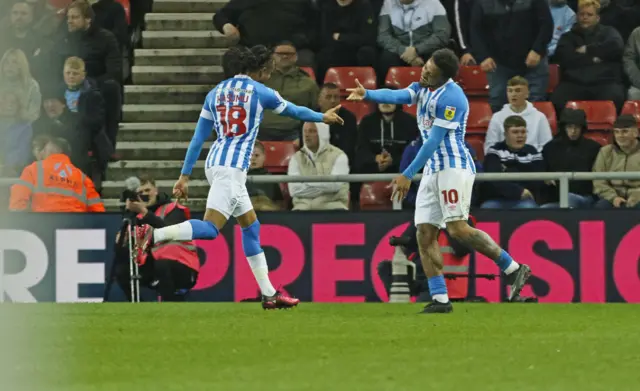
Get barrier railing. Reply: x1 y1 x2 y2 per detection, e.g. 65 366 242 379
3 172 639 208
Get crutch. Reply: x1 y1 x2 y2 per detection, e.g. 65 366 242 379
127 220 141 303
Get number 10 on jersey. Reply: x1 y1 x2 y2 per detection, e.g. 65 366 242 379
217 105 247 137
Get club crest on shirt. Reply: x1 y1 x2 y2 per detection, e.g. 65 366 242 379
444 106 456 120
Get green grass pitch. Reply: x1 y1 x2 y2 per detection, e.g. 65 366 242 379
2 303 640 391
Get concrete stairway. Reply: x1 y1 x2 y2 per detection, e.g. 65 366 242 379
104 0 230 211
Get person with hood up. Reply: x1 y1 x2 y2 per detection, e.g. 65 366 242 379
592 114 640 209
116 174 202 301
354 97 419 174
287 121 350 210
485 76 553 154
541 107 600 208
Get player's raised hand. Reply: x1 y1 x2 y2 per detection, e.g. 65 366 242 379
388 174 411 202
346 79 366 101
173 175 189 201
322 105 344 125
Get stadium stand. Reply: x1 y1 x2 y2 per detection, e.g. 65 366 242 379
323 66 377 96
384 67 422 88
339 101 375 124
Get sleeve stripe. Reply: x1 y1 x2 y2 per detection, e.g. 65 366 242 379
406 88 417 102
200 109 214 120
272 101 287 115
433 118 459 129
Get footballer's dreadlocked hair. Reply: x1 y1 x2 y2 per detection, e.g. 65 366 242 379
246 45 274 73
221 45 254 78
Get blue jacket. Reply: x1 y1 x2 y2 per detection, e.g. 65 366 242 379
400 138 482 207
1 121 33 172
548 4 576 57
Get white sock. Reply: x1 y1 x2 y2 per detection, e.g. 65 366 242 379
153 222 193 243
247 252 277 297
432 293 449 303
504 261 520 275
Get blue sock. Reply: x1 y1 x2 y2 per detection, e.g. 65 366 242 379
242 220 262 257
495 249 514 272
188 219 219 240
427 275 448 296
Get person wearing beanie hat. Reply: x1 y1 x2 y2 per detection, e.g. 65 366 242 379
287 121 350 210
541 107 600 208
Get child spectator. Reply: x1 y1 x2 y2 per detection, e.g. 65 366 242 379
0 48 42 123
247 141 284 211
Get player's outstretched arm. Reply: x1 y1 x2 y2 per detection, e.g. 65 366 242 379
346 79 414 105
280 101 344 125
181 116 215 177
402 126 448 179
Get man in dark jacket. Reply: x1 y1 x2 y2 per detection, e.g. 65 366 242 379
440 0 475 64
114 175 202 302
316 0 377 83
541 108 600 208
53 1 122 148
481 115 544 208
213 0 317 67
471 0 553 112
355 100 418 174
92 0 129 49
550 0 625 114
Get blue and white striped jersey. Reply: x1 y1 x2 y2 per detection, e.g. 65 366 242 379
405 79 476 175
200 75 287 171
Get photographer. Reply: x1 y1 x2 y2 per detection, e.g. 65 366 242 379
113 175 201 302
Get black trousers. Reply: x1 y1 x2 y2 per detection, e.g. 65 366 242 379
98 79 122 149
551 81 625 116
116 258 198 302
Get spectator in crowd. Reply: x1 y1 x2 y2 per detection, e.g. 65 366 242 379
0 91 33 176
62 57 106 136
401 136 481 209
314 83 358 164
623 26 640 101
28 0 66 37
377 0 450 84
541 108 600 208
213 0 317 67
53 1 122 148
548 0 576 59
0 2 48 81
316 0 377 83
246 141 284 211
551 0 625 114
481 115 544 209
288 122 350 210
593 115 640 209
91 0 129 49
471 0 553 112
0 48 41 123
439 0 475 65
484 76 553 153
260 42 319 141
355 99 418 174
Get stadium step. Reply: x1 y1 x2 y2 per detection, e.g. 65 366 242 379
102 179 211 199
123 104 201 122
142 31 230 49
124 85 212 104
134 49 225 66
145 13 214 31
118 123 197 142
107 161 207 181
152 0 227 13
132 66 224 85
115 141 211 160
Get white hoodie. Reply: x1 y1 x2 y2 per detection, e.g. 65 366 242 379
288 123 350 199
484 101 553 154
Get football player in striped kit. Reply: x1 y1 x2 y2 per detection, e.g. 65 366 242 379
153 45 343 309
347 48 531 313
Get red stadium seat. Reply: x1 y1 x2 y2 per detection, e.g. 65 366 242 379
324 67 377 95
385 67 422 88
403 104 416 117
565 101 616 131
467 101 492 134
340 101 375 124
300 67 316 81
360 182 393 210
584 132 611 146
532 101 557 134
465 136 485 162
115 0 131 24
455 65 488 97
261 141 297 173
621 101 640 125
48 0 73 9
547 64 560 93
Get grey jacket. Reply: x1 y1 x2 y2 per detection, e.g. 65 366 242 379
377 0 451 56
623 26 640 89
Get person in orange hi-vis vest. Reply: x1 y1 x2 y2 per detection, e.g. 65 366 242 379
9 136 105 212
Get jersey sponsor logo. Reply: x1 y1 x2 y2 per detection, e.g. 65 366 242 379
444 106 456 121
